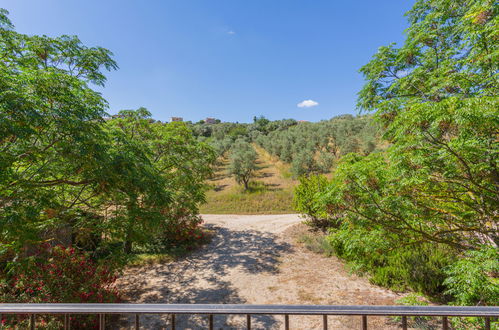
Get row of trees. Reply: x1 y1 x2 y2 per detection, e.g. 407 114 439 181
190 115 380 180
294 0 498 320
0 9 214 322
255 115 378 176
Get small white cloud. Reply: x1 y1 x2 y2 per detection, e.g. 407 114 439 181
227 30 236 35
297 99 319 108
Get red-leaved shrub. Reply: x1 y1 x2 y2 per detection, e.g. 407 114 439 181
161 214 207 249
1 244 121 329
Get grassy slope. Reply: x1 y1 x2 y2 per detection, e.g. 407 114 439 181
199 146 298 214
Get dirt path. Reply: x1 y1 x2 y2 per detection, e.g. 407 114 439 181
117 214 402 329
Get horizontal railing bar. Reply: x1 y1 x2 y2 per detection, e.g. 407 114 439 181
0 304 498 317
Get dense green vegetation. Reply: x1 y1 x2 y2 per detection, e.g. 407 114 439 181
294 0 498 321
255 115 379 176
0 9 214 326
0 0 497 327
192 114 380 214
191 115 380 177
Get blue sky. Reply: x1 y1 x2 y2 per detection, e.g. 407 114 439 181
3 1 413 122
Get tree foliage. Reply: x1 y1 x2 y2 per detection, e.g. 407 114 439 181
296 0 498 306
228 140 258 190
0 9 119 252
191 114 380 178
255 115 379 177
0 8 214 291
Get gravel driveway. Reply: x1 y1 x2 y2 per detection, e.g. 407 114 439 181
117 214 402 329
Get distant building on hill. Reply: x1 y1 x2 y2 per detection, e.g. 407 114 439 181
205 117 218 124
297 120 309 123
170 117 183 122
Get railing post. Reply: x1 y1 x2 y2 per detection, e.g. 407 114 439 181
442 316 448 330
99 314 104 329
30 314 35 330
401 316 407 330
485 317 491 330
134 314 139 330
208 314 213 330
246 314 251 329
361 315 367 330
64 314 70 330
323 314 328 330
284 314 289 330
171 314 175 330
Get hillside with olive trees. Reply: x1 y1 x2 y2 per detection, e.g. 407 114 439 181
191 115 381 214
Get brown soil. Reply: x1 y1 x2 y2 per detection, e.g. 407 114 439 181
116 214 403 329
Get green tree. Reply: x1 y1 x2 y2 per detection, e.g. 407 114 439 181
0 9 119 253
252 115 270 134
254 115 379 171
348 0 499 250
316 151 335 173
106 108 215 252
0 10 214 259
293 175 336 231
298 0 498 304
229 140 258 190
291 149 316 177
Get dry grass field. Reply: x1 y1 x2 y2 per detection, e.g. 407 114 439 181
199 146 298 214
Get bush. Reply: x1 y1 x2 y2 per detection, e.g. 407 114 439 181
326 224 455 296
294 175 337 231
370 244 454 297
160 214 208 251
444 246 499 306
297 233 335 257
1 244 120 329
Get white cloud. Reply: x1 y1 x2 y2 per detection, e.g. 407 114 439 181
297 99 319 108
227 30 236 35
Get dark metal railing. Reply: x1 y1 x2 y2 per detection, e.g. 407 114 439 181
1 304 498 329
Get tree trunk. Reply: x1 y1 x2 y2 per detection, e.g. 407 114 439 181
124 238 133 254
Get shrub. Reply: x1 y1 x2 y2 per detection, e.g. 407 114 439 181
1 244 120 329
326 223 455 296
370 244 454 297
297 233 335 257
294 175 337 231
160 214 207 251
444 246 499 306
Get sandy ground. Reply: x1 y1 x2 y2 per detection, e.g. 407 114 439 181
116 214 403 329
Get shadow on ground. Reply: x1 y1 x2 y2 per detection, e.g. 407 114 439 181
118 224 292 329
213 184 228 192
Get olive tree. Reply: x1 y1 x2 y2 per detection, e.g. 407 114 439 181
229 140 258 190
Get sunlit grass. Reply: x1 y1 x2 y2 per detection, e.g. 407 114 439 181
126 253 175 267
201 146 298 214
200 185 295 214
